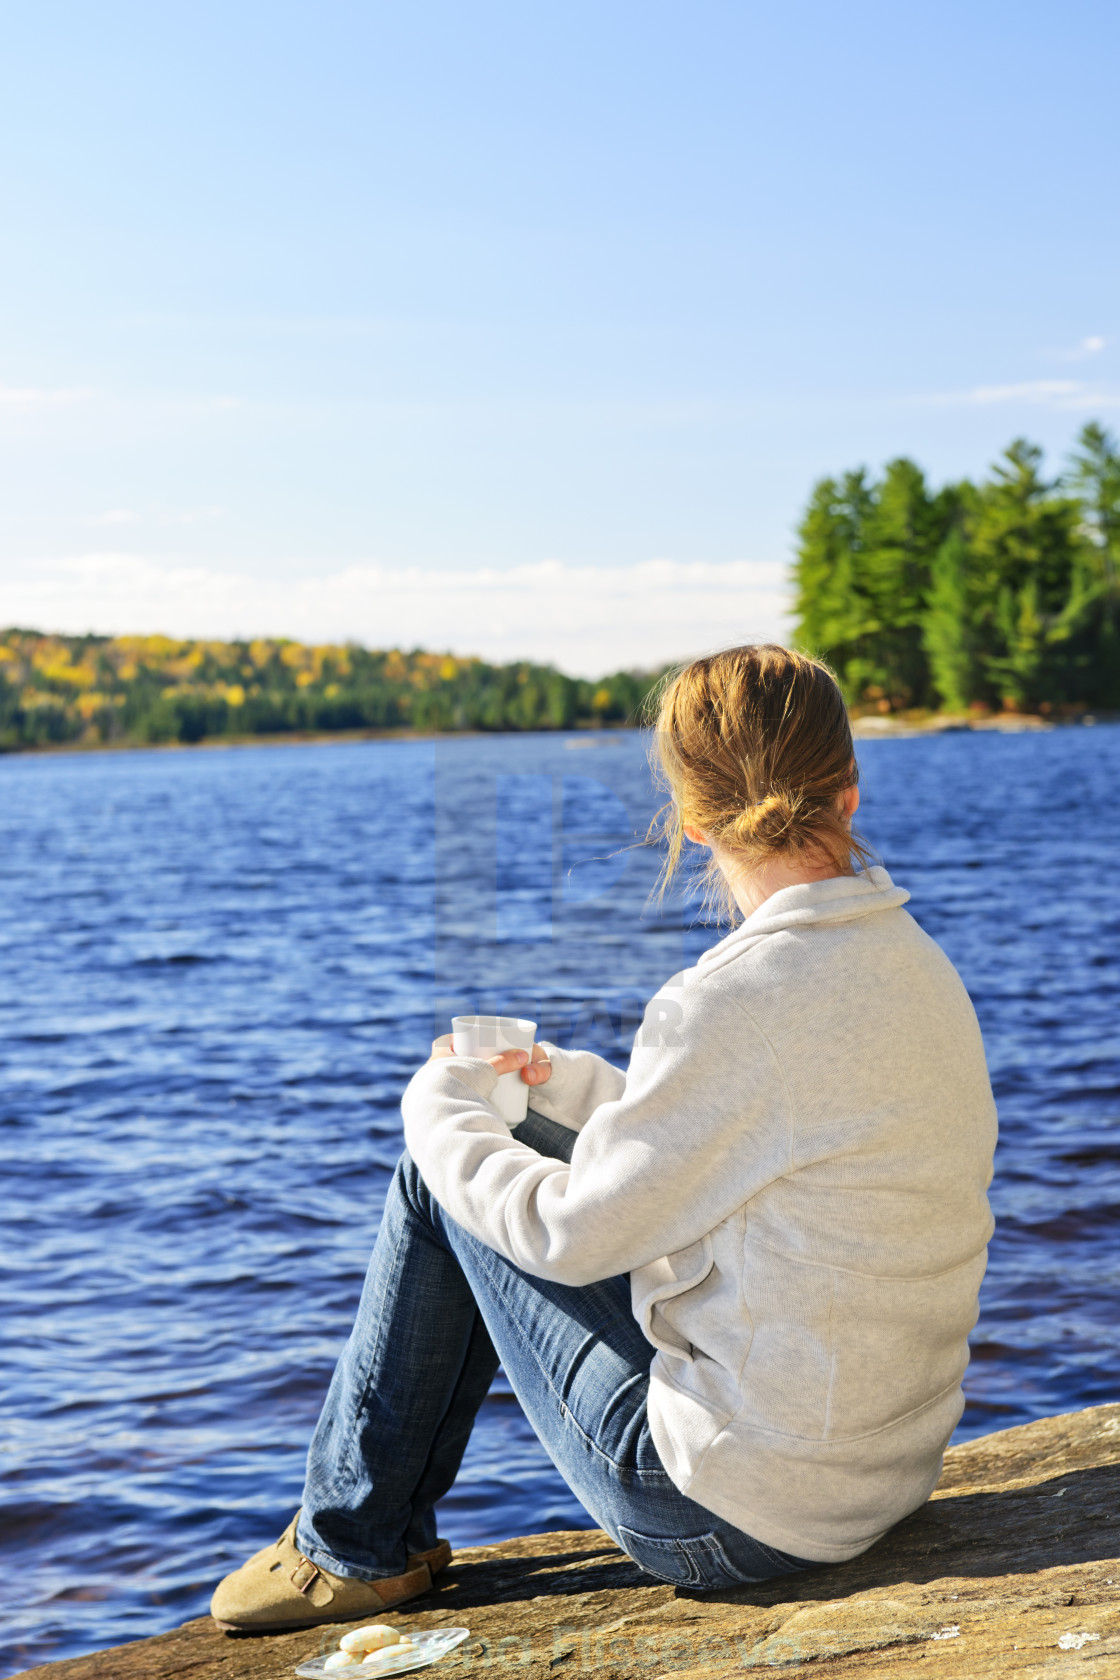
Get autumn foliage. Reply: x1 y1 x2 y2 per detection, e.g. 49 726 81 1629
0 633 658 750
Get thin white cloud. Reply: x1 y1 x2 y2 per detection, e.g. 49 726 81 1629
0 384 91 409
88 509 141 526
925 378 1120 411
0 554 793 677
965 379 1082 404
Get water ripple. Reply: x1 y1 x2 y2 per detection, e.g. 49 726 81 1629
1 727 1117 1672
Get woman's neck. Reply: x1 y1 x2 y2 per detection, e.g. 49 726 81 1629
719 849 849 921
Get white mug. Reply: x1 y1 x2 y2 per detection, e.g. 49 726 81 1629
451 1014 538 1126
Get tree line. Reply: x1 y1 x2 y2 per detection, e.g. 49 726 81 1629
793 421 1120 713
0 634 660 751
5 419 1116 750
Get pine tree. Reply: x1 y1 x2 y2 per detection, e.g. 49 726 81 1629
966 440 1087 707
858 459 953 707
1067 422 1120 599
793 471 874 677
794 461 948 706
1065 422 1120 705
923 526 978 711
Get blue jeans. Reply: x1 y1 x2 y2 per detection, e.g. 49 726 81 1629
296 1111 813 1591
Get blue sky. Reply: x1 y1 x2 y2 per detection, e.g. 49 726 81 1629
1 0 1117 673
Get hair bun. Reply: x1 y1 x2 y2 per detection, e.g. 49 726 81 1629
727 789 798 849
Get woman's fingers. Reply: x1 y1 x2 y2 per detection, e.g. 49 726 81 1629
481 1046 553 1084
429 1036 551 1084
524 1043 552 1084
485 1048 530 1075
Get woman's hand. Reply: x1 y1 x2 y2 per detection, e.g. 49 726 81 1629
429 1035 552 1087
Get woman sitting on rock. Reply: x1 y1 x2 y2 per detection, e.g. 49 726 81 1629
211 643 997 1630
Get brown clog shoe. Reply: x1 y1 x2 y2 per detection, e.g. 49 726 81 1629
210 1513 452 1633
407 1538 452 1577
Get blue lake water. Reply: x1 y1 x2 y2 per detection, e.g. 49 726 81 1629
1 726 1118 1674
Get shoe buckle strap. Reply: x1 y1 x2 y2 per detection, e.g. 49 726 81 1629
291 1557 322 1596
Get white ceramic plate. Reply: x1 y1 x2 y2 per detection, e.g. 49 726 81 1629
295 1628 472 1680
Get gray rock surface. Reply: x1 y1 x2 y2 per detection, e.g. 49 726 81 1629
20 1404 1120 1679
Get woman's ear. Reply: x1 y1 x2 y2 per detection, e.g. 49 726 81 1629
683 823 708 846
843 785 860 819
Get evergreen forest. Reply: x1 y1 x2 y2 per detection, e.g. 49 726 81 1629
793 422 1120 714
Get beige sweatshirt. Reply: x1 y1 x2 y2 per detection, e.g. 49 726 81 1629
402 868 997 1562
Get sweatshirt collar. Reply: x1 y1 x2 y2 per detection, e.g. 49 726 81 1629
697 867 909 966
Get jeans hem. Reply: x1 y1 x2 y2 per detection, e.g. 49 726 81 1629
294 1521 399 1585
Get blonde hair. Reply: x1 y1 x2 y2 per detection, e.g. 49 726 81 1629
648 643 874 919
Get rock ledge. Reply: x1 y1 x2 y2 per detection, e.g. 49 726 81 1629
21 1405 1120 1680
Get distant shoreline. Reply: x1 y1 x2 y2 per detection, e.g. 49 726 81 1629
0 710 1113 763
0 721 638 761
850 710 1113 739
5 628 1113 762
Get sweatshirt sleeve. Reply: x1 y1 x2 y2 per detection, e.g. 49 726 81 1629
520 1042 626 1132
401 975 792 1286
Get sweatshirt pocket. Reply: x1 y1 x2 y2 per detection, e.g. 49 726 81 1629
630 1236 714 1360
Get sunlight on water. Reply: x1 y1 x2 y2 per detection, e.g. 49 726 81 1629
1 727 1118 1671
